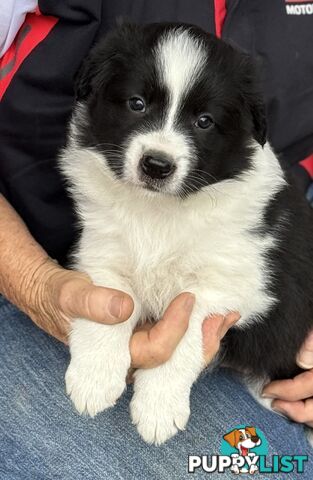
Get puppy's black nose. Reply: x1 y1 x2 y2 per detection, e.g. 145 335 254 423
140 152 175 180
251 436 259 443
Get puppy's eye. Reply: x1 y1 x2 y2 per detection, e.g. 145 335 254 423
128 97 146 112
195 114 214 129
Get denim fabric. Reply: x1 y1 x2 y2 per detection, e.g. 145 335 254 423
0 295 312 479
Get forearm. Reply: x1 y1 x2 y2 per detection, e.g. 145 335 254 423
0 194 133 342
0 194 60 315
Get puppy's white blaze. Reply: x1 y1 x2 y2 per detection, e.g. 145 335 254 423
123 30 205 193
155 28 206 131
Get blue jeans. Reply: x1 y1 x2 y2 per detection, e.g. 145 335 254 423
0 295 312 479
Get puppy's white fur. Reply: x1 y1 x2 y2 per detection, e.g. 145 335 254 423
61 138 285 443
155 28 206 130
61 30 286 444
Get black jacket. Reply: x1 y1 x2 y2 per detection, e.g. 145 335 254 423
0 0 312 264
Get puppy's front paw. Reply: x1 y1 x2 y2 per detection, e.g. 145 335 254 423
130 387 190 445
66 356 129 416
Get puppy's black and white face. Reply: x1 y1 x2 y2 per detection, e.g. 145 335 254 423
74 23 266 197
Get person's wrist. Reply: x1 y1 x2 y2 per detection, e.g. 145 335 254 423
17 257 83 342
19 256 66 319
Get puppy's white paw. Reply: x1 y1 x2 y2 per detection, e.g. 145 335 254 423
66 356 128 416
130 388 190 445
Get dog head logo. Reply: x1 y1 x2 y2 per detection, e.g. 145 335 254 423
222 426 262 474
223 426 262 456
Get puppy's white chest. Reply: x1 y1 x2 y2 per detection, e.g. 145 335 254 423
129 222 272 320
78 198 274 323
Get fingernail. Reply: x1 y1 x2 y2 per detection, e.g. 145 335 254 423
184 294 195 313
261 393 277 399
109 295 124 318
297 350 313 370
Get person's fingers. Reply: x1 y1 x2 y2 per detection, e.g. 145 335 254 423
263 369 313 401
202 315 225 363
218 312 241 338
60 278 134 324
148 292 195 352
297 331 313 369
202 312 240 364
133 322 152 333
130 292 194 368
272 398 313 427
129 329 153 368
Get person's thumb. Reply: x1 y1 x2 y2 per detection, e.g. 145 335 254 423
296 331 313 369
60 276 134 324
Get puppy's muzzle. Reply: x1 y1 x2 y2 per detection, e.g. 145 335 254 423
139 151 176 180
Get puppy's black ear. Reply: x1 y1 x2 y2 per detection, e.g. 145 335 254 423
74 48 118 101
74 24 138 102
74 55 96 101
238 54 267 146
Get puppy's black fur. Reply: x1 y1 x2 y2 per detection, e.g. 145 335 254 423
74 23 313 382
223 175 313 379
224 181 313 380
75 23 266 194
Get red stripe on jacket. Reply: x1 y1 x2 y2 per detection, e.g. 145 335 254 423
214 0 227 38
300 154 313 178
0 12 58 101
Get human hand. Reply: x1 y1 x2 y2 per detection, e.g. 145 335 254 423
130 292 240 370
263 331 313 427
24 259 134 343
201 310 241 364
30 258 239 369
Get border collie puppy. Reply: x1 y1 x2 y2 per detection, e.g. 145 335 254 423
60 23 313 445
